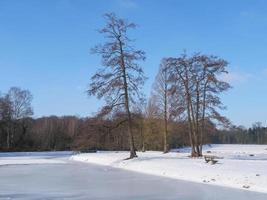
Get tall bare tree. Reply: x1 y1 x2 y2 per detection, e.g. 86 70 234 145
151 59 171 153
168 53 231 156
88 13 146 159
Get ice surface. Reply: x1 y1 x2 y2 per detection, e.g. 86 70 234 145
0 151 72 166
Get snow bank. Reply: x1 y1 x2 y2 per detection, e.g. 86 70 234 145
71 144 267 193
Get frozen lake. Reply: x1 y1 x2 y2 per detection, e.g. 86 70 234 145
0 152 266 200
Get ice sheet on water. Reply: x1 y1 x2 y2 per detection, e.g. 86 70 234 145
0 151 74 157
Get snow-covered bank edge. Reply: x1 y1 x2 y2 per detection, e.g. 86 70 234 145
71 145 267 194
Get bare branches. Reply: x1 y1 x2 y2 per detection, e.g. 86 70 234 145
89 13 146 116
7 87 33 120
88 13 146 159
166 52 231 156
0 87 34 149
151 59 173 153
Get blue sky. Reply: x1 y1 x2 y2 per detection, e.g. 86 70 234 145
0 0 266 127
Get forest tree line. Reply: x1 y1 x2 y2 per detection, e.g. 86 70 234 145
0 87 266 152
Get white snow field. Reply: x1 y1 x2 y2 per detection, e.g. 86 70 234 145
71 144 267 193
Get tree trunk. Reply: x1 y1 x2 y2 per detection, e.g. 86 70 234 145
125 104 136 158
186 95 196 156
183 75 196 157
163 117 168 153
200 82 207 154
195 81 202 156
119 39 137 159
163 81 168 154
7 128 10 149
141 125 145 152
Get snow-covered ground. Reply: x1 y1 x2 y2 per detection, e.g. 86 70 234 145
0 151 72 166
71 144 267 193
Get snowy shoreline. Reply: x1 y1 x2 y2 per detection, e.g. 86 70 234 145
71 144 267 194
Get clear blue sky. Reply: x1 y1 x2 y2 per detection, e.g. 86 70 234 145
0 0 266 127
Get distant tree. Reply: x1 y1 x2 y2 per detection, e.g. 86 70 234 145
8 87 33 148
0 87 33 149
253 122 263 144
142 98 163 150
0 95 12 122
88 13 146 159
0 95 13 148
7 87 33 119
132 99 147 152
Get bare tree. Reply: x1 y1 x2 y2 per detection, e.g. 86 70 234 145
0 95 13 148
0 95 12 122
168 53 231 157
195 54 231 152
0 87 33 149
151 59 171 153
7 87 33 119
167 54 197 155
144 98 164 150
132 99 147 152
253 122 262 144
8 87 33 148
88 13 146 159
